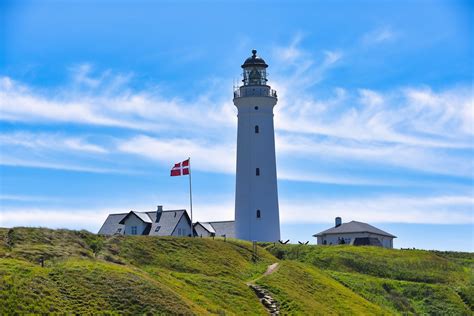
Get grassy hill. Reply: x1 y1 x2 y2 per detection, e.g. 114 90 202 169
262 243 473 315
1 227 472 315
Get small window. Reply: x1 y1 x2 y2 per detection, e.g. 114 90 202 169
256 210 261 218
256 168 260 176
131 226 137 235
178 228 182 236
255 125 259 133
117 228 122 233
254 106 259 110
155 226 161 232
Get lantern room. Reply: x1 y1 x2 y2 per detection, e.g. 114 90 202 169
241 49 268 86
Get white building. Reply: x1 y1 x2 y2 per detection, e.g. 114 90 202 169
233 50 281 242
98 205 193 237
313 217 396 248
98 205 236 238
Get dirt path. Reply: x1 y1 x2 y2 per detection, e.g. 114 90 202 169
248 263 280 315
263 262 279 276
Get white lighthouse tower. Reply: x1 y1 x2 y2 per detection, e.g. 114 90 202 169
233 49 280 242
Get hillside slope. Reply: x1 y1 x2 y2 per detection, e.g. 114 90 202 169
1 227 472 315
0 227 376 315
263 243 473 315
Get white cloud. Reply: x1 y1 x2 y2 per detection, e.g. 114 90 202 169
1 194 471 233
118 135 235 174
0 132 107 154
0 156 127 174
0 40 472 183
362 26 397 44
0 75 235 133
281 195 474 225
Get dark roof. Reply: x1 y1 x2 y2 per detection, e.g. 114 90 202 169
149 210 190 236
118 211 152 224
313 221 396 238
98 214 125 235
98 209 188 236
242 49 268 68
194 222 216 234
209 221 235 238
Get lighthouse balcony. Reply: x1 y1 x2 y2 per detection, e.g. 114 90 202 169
233 85 277 99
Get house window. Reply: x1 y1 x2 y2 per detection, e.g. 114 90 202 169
255 125 259 133
178 228 182 236
256 210 261 218
131 226 137 235
117 228 122 233
155 226 161 232
254 106 259 110
256 168 260 176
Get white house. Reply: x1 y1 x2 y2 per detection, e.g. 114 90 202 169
313 217 396 248
98 205 236 238
98 205 193 237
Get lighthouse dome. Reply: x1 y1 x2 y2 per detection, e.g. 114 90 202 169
241 49 268 68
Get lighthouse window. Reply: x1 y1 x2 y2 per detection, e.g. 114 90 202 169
256 168 260 176
256 210 261 218
255 125 259 133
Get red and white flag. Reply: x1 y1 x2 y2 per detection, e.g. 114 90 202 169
170 159 190 176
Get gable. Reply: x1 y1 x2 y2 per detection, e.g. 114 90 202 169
149 210 189 236
98 213 126 235
195 222 216 234
118 211 152 225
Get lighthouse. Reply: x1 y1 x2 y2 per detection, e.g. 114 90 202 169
233 49 281 242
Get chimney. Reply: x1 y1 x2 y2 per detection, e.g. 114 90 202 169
156 205 163 222
335 217 342 227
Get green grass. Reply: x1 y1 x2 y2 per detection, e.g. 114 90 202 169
0 258 195 314
263 243 471 284
1 227 472 315
262 243 473 314
256 260 388 315
330 271 470 315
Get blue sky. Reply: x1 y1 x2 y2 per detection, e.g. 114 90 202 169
0 0 472 251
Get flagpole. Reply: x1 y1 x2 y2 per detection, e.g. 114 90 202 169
188 157 193 237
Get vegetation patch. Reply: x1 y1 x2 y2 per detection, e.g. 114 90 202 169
1 228 472 315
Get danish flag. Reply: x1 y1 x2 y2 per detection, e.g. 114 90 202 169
170 159 190 176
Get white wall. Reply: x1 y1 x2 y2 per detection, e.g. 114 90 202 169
172 214 192 237
318 232 394 248
123 214 148 235
234 89 280 242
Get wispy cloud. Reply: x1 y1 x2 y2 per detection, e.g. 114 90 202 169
362 26 398 45
118 135 235 174
281 195 474 225
273 35 343 89
0 37 472 184
2 194 471 232
0 132 107 154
